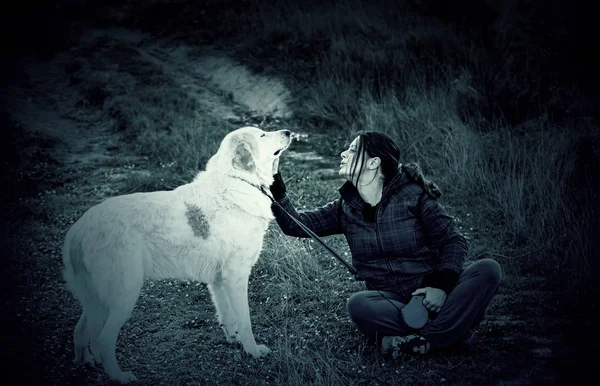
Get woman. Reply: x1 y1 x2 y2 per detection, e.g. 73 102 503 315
269 131 502 358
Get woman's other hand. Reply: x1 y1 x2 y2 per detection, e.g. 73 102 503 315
412 287 447 313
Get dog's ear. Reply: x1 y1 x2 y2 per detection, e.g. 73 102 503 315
232 141 256 172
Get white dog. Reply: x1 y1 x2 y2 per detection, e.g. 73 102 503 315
62 126 292 383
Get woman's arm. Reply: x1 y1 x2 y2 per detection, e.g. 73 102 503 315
418 193 468 294
269 172 343 237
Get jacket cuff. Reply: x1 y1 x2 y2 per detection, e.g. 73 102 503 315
421 268 460 294
270 172 287 201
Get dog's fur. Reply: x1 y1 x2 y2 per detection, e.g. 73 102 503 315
62 126 291 383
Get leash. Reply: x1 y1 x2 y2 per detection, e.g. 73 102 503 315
260 186 357 275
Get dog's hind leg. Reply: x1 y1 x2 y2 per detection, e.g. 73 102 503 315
91 285 141 384
74 292 107 366
208 282 237 343
85 298 107 365
73 311 91 365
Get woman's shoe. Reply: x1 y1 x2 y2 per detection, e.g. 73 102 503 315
381 334 431 359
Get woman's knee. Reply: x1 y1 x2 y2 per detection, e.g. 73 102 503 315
473 258 503 285
346 291 372 320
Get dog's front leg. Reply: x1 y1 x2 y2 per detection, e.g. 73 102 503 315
207 282 237 343
222 274 270 358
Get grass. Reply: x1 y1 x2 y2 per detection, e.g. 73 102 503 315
4 0 599 385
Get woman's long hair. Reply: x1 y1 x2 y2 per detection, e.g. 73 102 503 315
350 131 442 199
402 162 442 199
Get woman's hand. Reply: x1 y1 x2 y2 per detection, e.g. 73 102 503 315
412 287 447 313
272 158 280 175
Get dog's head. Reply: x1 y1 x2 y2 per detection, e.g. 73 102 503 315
206 126 292 187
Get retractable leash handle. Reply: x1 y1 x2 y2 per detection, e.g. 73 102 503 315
261 186 429 330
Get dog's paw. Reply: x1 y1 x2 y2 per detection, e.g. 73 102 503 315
226 335 237 344
90 344 101 362
257 344 271 357
246 344 271 358
74 349 96 366
219 324 237 343
111 370 138 384
83 350 97 366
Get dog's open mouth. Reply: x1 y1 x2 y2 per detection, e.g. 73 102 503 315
274 139 292 156
274 144 290 156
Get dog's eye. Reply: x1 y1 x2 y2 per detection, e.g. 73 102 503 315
260 134 266 138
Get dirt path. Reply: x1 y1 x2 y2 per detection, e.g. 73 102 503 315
5 26 294 171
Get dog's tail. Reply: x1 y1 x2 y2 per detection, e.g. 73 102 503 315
62 224 82 300
62 222 99 310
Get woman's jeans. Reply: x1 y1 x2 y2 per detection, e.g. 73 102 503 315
347 258 503 349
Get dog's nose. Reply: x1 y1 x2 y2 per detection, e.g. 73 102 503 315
283 130 291 137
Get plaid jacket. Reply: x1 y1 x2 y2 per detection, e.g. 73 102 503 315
270 169 467 301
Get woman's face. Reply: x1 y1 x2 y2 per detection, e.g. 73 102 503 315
339 136 363 181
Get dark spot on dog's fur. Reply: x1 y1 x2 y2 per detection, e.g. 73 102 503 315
185 203 210 238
